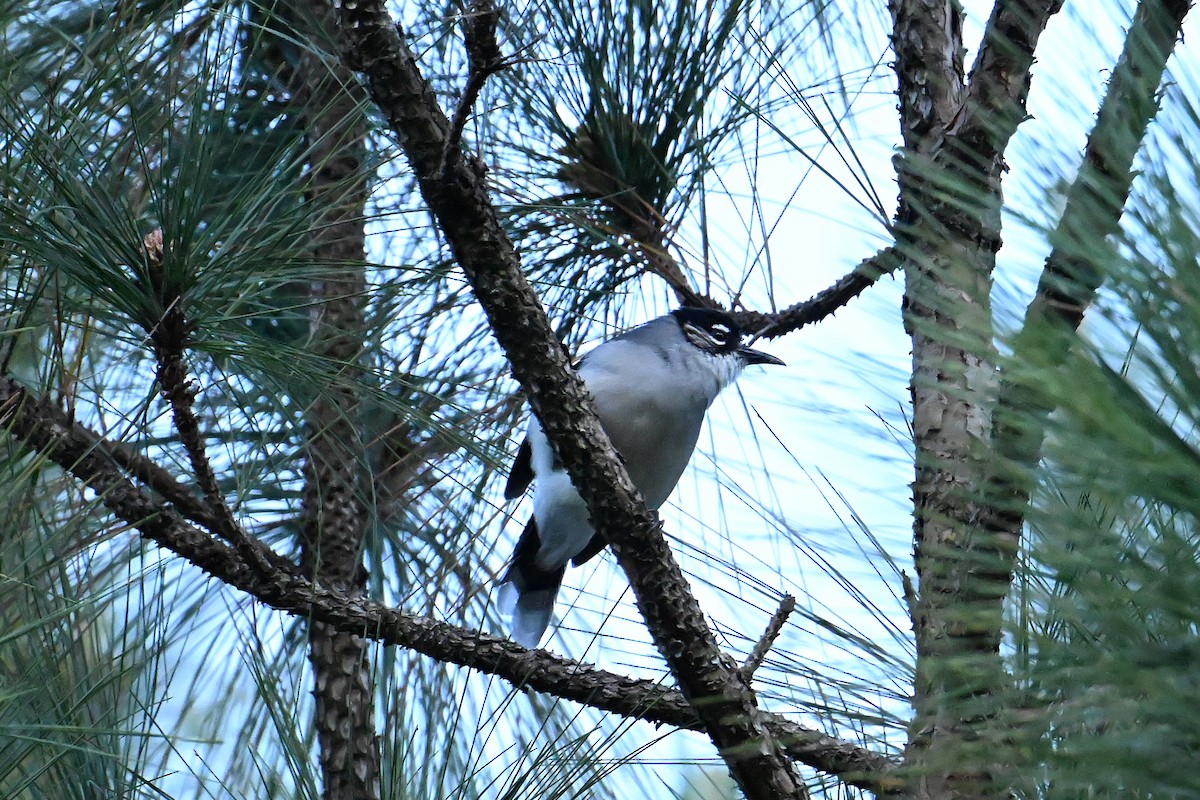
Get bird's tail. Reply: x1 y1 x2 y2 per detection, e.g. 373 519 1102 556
498 518 564 648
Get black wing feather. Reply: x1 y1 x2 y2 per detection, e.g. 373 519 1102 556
504 438 534 499
503 348 587 501
502 518 565 594
570 533 608 567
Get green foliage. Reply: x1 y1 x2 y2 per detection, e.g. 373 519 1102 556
0 443 166 799
1013 115 1200 797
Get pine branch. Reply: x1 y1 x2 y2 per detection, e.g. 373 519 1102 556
739 246 902 339
955 0 1066 170
331 3 811 798
140 230 275 577
0 373 898 792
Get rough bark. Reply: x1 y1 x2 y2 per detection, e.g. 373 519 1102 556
889 1 1063 798
286 2 380 797
0 371 897 792
328 3 808 798
741 246 903 339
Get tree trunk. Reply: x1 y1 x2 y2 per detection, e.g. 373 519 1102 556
891 1 1045 797
892 1 1189 798
289 3 380 798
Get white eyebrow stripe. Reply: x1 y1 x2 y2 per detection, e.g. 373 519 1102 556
683 322 737 351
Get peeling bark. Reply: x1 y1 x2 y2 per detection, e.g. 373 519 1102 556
890 1 1063 798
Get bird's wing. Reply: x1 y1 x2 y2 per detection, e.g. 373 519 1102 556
504 349 587 501
504 438 534 499
570 532 607 567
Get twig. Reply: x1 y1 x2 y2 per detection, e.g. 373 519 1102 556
0 371 898 792
140 231 275 576
440 0 505 175
742 594 796 681
901 570 919 633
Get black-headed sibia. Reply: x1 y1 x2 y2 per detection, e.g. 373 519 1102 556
498 308 785 647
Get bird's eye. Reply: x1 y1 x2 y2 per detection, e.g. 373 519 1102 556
682 317 740 354
709 323 732 341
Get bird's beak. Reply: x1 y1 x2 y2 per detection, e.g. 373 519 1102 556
738 345 785 366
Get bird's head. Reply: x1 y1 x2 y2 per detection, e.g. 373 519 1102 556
670 307 786 368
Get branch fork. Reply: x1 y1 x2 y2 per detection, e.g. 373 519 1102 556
440 0 509 175
139 229 274 577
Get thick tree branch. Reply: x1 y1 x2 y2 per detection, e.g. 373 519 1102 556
954 0 1065 171
331 3 809 798
888 1 1046 798
0 373 897 792
891 0 966 152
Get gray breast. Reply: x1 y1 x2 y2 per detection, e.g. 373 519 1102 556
580 342 710 509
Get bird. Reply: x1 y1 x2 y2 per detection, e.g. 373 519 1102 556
497 307 785 647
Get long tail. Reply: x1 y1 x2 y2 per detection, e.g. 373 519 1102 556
497 518 564 648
